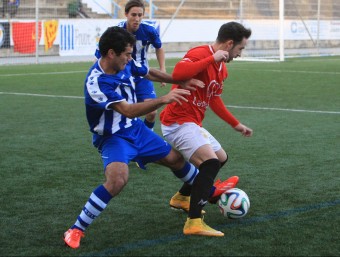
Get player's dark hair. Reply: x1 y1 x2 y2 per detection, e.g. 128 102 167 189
125 0 145 14
217 22 252 45
99 26 136 57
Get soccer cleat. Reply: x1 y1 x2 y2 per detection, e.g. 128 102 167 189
183 217 224 237
208 176 239 204
170 192 206 214
64 228 85 249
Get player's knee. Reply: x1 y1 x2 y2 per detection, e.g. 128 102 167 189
199 158 221 180
220 154 228 168
104 164 129 195
160 149 185 170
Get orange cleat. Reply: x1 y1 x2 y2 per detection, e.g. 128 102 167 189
64 228 85 249
209 176 239 203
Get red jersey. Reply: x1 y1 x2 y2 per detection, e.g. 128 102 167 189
160 45 239 127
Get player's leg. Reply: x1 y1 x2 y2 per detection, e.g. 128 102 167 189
162 124 216 209
208 148 239 203
175 150 228 197
171 149 237 208
158 145 224 237
162 123 206 212
188 145 221 216
161 123 224 236
134 124 200 211
64 137 135 249
136 124 222 236
133 121 199 185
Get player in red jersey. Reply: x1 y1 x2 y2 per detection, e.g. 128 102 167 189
160 22 253 236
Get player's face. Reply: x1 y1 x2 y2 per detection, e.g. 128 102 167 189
112 45 133 72
125 7 144 32
227 38 248 62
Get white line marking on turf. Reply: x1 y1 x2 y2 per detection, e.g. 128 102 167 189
1 91 339 114
0 70 87 77
0 92 84 99
227 105 340 114
232 68 340 75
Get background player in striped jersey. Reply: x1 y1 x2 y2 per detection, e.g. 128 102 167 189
95 0 165 131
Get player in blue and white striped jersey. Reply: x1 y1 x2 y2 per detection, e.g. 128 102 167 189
63 26 206 249
95 0 165 131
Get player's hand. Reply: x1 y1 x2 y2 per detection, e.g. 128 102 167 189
214 50 229 62
177 78 205 91
162 88 190 105
234 123 253 137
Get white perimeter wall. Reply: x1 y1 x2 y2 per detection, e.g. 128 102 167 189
2 19 340 56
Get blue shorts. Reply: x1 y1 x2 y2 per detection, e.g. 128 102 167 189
135 77 157 102
94 120 171 170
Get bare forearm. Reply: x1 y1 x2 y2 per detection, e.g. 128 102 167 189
146 68 175 83
110 98 166 119
156 48 166 71
109 89 190 118
124 98 165 118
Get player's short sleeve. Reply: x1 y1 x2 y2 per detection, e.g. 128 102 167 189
86 75 124 110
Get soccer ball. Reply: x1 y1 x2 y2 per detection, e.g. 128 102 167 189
218 188 250 219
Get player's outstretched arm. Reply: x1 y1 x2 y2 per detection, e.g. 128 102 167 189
108 89 190 119
145 68 174 83
146 68 204 90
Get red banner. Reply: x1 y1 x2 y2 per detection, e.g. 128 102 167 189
12 22 42 54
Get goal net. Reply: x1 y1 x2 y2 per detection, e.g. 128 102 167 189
237 0 340 61
153 0 340 61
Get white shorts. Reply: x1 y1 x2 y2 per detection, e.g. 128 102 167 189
161 122 222 160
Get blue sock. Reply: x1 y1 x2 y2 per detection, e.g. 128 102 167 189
172 162 199 185
144 118 155 129
72 185 112 231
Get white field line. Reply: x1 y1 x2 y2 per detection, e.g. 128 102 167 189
0 70 87 77
227 105 340 115
0 91 84 99
232 68 340 75
1 91 339 115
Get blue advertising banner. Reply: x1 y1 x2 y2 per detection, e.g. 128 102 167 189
0 22 10 48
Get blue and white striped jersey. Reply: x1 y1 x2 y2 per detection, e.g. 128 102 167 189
84 59 148 136
95 21 161 69
117 21 162 68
